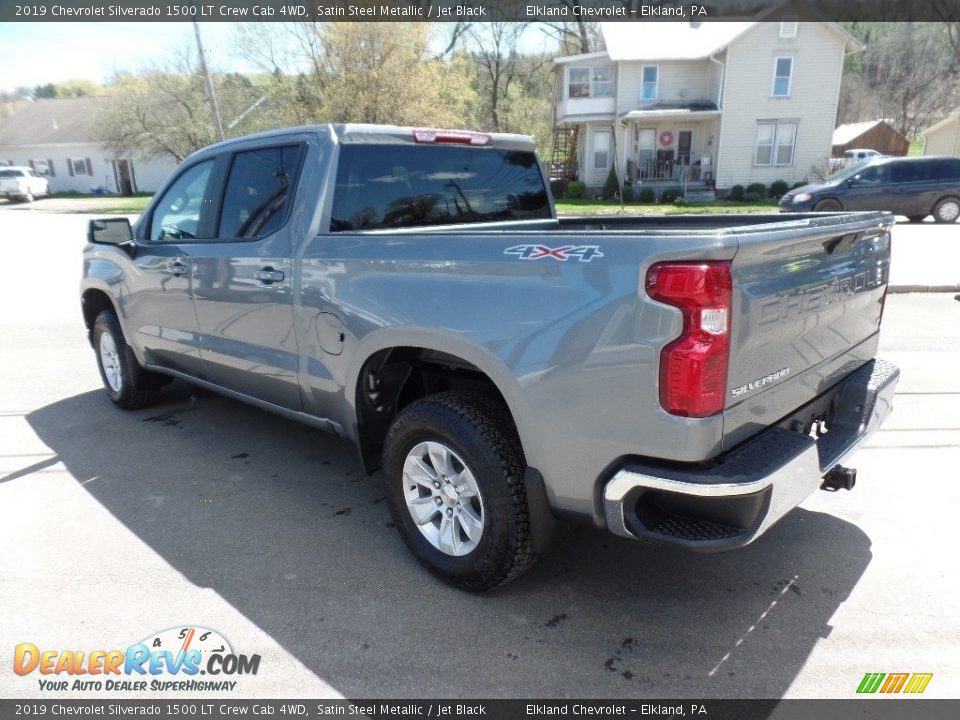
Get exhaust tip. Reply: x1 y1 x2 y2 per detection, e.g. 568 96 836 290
822 465 857 492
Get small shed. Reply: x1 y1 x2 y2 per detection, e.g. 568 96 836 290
831 120 910 157
921 112 960 156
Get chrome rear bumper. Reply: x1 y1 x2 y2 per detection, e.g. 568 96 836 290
603 359 899 550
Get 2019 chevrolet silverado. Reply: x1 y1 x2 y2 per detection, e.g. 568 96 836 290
81 125 899 590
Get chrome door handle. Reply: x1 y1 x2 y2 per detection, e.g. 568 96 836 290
168 262 190 276
255 268 285 284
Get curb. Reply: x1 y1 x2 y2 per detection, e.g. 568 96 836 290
888 285 960 294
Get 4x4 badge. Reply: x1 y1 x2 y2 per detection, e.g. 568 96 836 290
504 244 604 262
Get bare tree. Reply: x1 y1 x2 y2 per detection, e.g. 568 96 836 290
96 47 264 162
839 23 960 138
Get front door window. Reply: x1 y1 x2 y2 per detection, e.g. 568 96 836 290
677 131 693 166
635 128 656 178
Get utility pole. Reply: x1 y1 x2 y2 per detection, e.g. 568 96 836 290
193 21 224 142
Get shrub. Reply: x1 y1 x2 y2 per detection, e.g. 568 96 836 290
743 191 764 202
792 181 806 189
602 166 620 200
659 187 681 204
565 181 586 199
729 184 746 201
674 197 688 206
621 185 634 203
769 180 789 198
746 182 767 197
638 187 656 204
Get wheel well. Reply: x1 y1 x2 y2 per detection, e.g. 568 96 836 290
934 195 960 208
355 347 516 474
81 289 116 341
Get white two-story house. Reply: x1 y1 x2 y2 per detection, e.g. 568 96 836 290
551 8 862 196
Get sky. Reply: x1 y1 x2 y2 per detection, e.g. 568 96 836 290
0 21 555 94
0 22 252 92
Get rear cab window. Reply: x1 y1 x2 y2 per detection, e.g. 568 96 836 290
330 144 550 231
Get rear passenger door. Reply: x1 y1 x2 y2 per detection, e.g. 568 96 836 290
189 141 307 410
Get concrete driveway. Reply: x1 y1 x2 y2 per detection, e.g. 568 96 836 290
1 210 958 700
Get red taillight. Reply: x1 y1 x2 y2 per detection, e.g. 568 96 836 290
646 261 732 418
413 129 491 146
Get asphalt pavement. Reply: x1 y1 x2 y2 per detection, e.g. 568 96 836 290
1 209 958 700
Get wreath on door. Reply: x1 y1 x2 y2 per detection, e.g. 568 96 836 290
659 131 674 146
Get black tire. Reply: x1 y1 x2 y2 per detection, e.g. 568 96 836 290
813 198 842 212
382 392 535 592
932 198 960 224
907 215 927 223
92 310 165 410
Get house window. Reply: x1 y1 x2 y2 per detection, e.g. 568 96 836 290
70 158 91 176
591 67 613 97
755 122 797 166
641 66 659 100
32 159 53 177
780 17 798 38
569 68 590 98
593 131 611 170
568 66 613 98
772 57 793 97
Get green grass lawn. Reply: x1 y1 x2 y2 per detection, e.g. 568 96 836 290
87 197 153 213
44 193 153 213
555 199 781 215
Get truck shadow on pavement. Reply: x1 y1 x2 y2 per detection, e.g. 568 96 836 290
27 386 873 699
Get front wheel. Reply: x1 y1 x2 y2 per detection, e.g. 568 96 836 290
92 310 165 409
933 198 960 223
382 392 535 592
813 199 842 212
22 191 33 203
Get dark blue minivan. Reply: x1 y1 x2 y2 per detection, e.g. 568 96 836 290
780 155 960 222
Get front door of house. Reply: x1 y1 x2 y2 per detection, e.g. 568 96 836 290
635 128 656 179
677 130 693 167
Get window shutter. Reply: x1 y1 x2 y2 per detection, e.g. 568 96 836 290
48 159 55 177
28 159 35 170
68 160 75 177
85 158 93 176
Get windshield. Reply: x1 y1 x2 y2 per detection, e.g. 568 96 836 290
829 161 872 182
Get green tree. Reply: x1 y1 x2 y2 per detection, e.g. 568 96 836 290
234 22 476 128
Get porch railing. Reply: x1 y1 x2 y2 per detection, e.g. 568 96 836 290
627 159 700 182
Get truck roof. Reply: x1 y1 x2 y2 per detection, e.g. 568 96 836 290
190 123 538 159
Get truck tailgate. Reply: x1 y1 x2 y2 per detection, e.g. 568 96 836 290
723 214 893 449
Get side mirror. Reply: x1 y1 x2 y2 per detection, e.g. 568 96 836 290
88 217 133 246
847 176 860 187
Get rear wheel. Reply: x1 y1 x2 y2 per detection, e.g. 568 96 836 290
382 392 535 592
933 198 960 223
813 199 842 212
907 215 927 223
92 310 165 410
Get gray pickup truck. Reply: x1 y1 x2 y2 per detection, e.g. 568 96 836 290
81 124 899 591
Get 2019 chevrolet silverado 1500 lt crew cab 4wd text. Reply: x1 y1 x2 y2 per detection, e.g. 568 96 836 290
81 125 899 591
